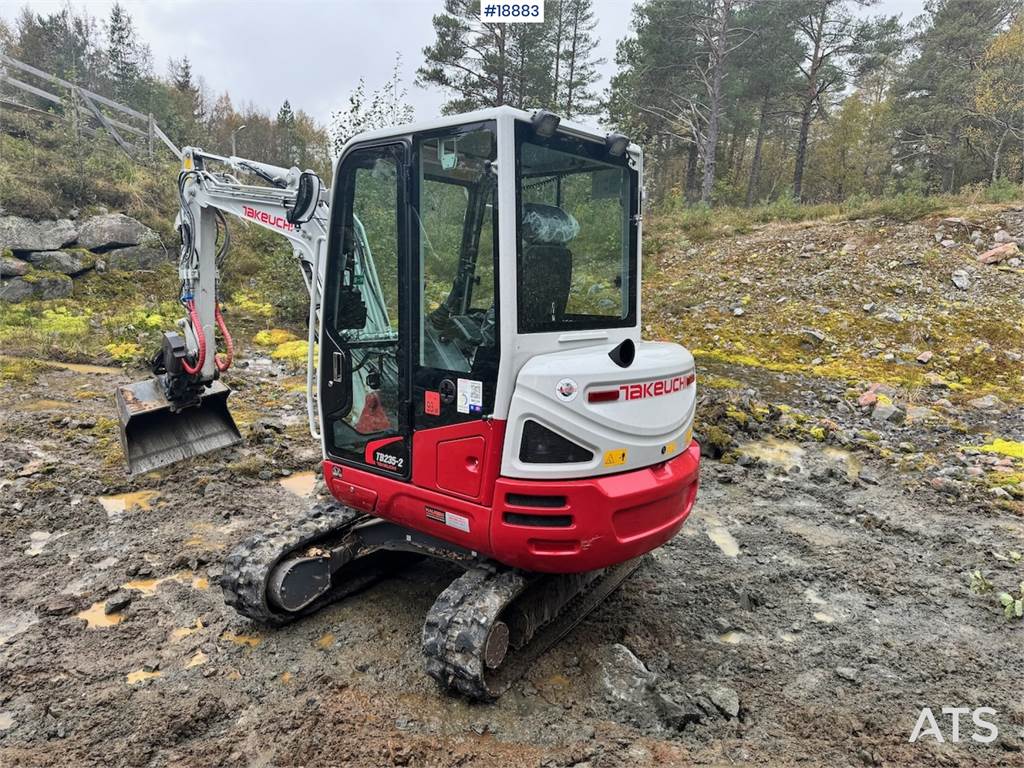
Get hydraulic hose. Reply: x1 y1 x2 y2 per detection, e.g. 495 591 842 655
180 299 206 375
214 304 234 372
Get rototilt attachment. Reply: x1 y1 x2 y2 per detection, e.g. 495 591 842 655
115 376 241 476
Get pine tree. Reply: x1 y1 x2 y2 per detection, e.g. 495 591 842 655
106 3 150 102
557 0 604 118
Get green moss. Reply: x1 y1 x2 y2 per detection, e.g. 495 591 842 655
978 439 1024 460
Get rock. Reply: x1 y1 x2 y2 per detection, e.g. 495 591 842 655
38 595 79 616
1 255 30 277
703 684 740 719
968 394 1003 411
0 274 73 303
596 643 656 707
24 250 94 276
0 216 77 252
105 591 132 614
655 691 704 730
993 229 1014 244
940 239 956 248
977 242 1019 265
800 328 826 349
916 351 933 364
105 244 169 271
862 302 875 313
835 667 860 683
906 406 938 422
951 270 970 290
871 402 905 424
76 214 157 251
879 309 902 323
733 307 744 316
858 390 878 407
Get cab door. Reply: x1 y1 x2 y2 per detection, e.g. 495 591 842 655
320 141 412 478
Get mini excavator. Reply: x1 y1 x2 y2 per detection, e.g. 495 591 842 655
115 107 701 699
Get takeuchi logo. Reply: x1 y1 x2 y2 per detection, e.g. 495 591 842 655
619 373 694 401
242 205 294 231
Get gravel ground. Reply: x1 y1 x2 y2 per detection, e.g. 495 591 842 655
1 356 1023 768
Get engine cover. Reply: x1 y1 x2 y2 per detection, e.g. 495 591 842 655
500 340 696 480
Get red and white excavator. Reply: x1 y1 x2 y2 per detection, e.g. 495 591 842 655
115 106 701 699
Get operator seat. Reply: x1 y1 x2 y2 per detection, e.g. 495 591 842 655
519 203 579 327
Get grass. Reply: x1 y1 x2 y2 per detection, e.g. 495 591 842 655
647 184 1023 246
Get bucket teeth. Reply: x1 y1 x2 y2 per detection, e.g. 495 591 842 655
115 376 241 475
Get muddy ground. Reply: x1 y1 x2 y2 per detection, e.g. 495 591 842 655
2 345 1023 768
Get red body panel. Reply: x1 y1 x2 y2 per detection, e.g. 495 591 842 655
322 421 700 574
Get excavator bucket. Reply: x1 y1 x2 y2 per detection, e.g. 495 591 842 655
115 377 241 475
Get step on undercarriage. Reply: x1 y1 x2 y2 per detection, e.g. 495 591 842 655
222 500 644 700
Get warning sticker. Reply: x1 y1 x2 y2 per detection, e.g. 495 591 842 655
425 506 471 533
457 378 483 415
424 390 441 416
445 511 471 532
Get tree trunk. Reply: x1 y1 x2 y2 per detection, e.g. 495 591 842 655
793 92 815 202
699 0 731 205
685 140 700 204
992 127 1009 183
746 88 771 207
942 126 958 193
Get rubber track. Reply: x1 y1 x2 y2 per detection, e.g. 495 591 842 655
422 557 645 700
221 501 365 626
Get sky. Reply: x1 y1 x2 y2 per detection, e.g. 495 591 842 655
2 0 928 133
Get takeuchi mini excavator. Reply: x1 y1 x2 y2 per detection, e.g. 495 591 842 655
115 106 701 699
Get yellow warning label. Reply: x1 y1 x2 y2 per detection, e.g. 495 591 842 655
684 426 693 446
603 449 627 467
664 441 677 455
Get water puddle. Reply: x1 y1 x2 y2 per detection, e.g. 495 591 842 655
77 601 123 629
718 631 750 645
122 571 208 595
316 632 335 650
126 669 162 684
25 530 66 557
20 399 73 412
222 631 261 648
0 712 13 730
0 612 39 644
98 490 159 518
822 446 862 481
703 514 740 557
170 619 204 642
184 522 230 551
737 437 805 471
51 360 122 375
280 471 317 498
186 651 208 669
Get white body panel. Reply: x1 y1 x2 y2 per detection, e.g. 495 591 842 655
501 341 696 480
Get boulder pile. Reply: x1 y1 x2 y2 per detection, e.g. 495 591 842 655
0 213 168 302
